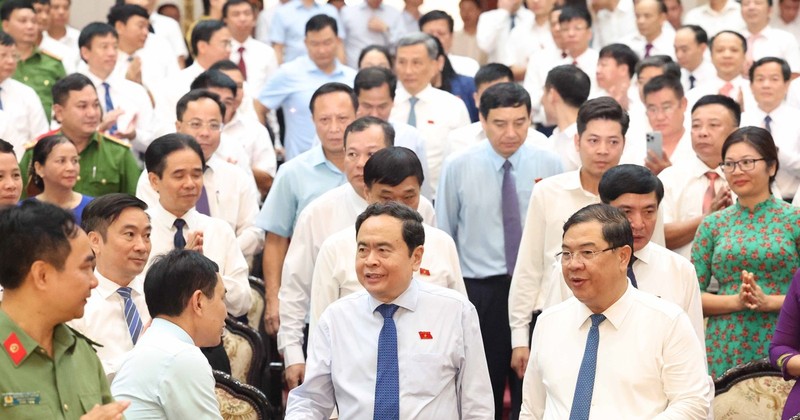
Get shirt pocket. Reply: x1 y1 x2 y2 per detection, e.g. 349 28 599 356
402 353 456 399
0 403 54 419
79 393 104 414
89 166 121 194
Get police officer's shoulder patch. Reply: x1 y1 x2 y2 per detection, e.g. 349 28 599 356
38 49 62 61
103 133 131 148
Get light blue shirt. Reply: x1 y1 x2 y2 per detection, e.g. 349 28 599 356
258 55 357 160
269 0 345 63
111 318 222 420
340 2 400 67
255 144 346 237
436 141 564 278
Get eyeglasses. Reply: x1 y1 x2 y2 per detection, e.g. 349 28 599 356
719 158 767 173
645 103 678 116
183 120 223 132
555 247 618 265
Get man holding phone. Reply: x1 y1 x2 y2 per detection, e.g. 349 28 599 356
643 74 694 175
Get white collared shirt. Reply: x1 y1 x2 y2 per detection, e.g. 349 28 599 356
278 183 436 366
742 26 800 72
545 123 580 172
521 285 710 419
684 0 746 37
658 154 729 259
622 27 677 60
476 7 535 64
112 35 181 114
771 7 800 46
309 223 466 333
741 103 800 198
220 110 278 178
150 12 190 59
230 36 278 99
137 154 263 262
145 201 251 317
164 62 207 122
522 47 564 123
506 20 555 68
391 84 471 194
592 0 638 49
340 2 400 68
0 77 48 156
686 75 758 115
449 54 480 77
44 26 79 51
681 59 717 92
67 271 151 376
39 34 79 73
285 280 494 419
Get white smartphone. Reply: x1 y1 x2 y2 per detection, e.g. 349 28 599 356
646 131 663 159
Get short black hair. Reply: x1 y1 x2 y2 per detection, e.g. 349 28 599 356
191 69 238 97
309 82 358 115
29 134 72 191
710 30 747 54
474 63 514 91
598 43 639 79
749 56 791 82
354 66 396 100
545 64 591 108
356 202 425 256
52 73 95 107
0 201 79 290
599 164 664 205
635 55 681 79
1 0 34 22
576 96 630 136
176 89 226 123
144 249 220 318
81 193 148 239
479 82 531 119
145 133 206 177
643 74 684 100
559 6 592 28
208 59 239 72
0 138 14 156
78 22 118 54
358 44 393 69
691 94 741 126
418 10 454 33
364 146 424 189
222 0 253 19
191 19 225 57
343 116 395 148
107 4 149 27
0 31 15 46
562 203 633 252
305 13 338 36
679 24 708 45
722 126 779 189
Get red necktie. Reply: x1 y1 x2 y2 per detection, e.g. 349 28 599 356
719 82 734 97
703 172 719 214
237 46 247 80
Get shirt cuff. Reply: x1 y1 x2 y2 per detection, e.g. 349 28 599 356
511 327 530 349
283 345 306 367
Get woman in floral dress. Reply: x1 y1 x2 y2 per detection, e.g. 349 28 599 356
692 127 800 378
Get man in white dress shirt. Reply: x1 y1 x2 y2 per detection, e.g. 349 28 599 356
121 0 189 67
675 25 716 91
743 57 800 199
507 0 556 81
772 0 800 44
339 0 400 68
419 10 480 77
594 43 640 112
68 193 152 376
310 146 466 332
741 0 800 73
590 0 637 49
541 65 591 172
0 32 48 156
659 94 737 259
285 201 494 419
643 75 694 175
519 203 710 419
555 7 599 91
391 32 471 195
44 0 79 52
477 0 533 64
223 0 278 103
684 0 745 36
78 22 156 157
623 0 676 59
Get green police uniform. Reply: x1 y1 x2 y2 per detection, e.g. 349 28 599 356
19 131 142 198
0 309 114 420
13 47 66 122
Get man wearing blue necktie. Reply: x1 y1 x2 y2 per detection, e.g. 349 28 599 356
520 204 709 419
285 202 494 419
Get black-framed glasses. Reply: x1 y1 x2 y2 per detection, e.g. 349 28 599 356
555 247 618 265
719 158 767 173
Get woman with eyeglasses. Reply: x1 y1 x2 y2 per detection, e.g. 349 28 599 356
26 135 93 225
691 126 800 379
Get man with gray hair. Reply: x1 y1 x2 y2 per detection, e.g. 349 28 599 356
390 32 471 195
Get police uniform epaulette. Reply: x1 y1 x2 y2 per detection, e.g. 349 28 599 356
67 326 104 351
24 129 61 149
103 133 131 148
23 140 37 150
39 48 62 61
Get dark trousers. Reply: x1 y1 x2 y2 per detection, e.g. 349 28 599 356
464 275 521 420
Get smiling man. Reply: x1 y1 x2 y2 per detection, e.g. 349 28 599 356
285 202 493 419
520 203 709 419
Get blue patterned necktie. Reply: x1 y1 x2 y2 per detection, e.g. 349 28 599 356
764 115 772 133
116 287 143 344
173 218 187 249
502 160 522 275
626 256 638 288
569 314 606 420
374 303 400 420
407 97 419 127
102 82 117 133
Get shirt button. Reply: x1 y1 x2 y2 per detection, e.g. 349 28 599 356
63 403 68 411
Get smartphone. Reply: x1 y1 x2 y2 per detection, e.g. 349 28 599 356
646 131 663 159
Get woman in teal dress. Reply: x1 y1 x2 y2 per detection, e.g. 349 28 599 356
692 126 800 378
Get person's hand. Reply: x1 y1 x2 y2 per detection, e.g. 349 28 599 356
97 109 125 134
79 401 130 420
367 17 388 33
741 270 769 311
114 113 138 141
264 296 280 336
707 186 733 214
186 231 204 253
275 146 285 161
285 363 306 390
644 149 672 175
606 78 631 110
510 347 530 379
125 56 143 85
